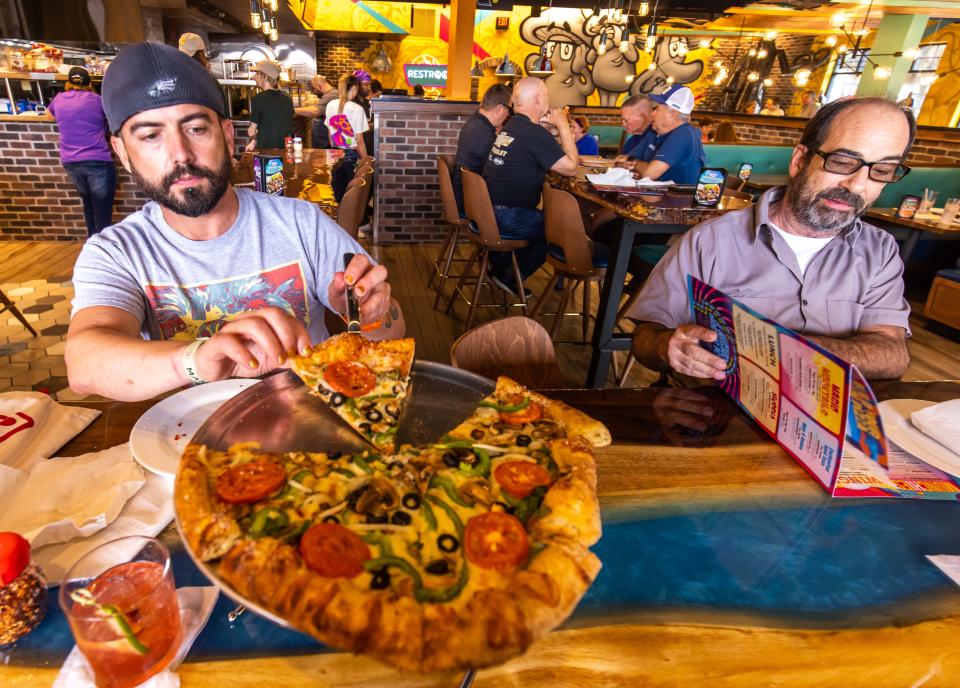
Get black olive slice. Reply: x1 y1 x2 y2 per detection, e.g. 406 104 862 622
402 493 421 509
516 434 532 447
391 511 412 526
366 409 383 422
425 559 450 575
442 451 459 468
329 392 345 407
370 568 390 590
437 534 459 553
470 428 485 440
322 514 340 524
366 513 389 524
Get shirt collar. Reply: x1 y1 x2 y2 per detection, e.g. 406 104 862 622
754 186 865 247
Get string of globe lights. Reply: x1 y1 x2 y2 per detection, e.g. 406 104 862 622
249 0 280 42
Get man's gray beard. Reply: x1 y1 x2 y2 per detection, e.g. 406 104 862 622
783 164 867 235
129 149 232 218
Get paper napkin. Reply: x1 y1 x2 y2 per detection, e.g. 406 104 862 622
0 391 100 472
53 586 220 688
0 444 145 549
586 167 637 185
32 449 175 586
911 399 960 456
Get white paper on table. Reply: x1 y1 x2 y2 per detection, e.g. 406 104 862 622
585 167 636 185
35 457 175 586
0 391 100 472
911 399 960 452
0 444 145 549
926 555 960 588
53 586 220 688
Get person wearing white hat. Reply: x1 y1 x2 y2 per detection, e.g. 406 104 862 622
631 84 705 185
246 59 294 151
178 32 208 69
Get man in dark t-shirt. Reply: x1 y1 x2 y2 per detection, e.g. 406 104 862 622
452 84 512 214
616 94 658 165
246 60 294 151
481 77 579 295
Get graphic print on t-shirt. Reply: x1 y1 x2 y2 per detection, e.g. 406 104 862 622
488 132 514 166
144 261 308 341
327 113 356 148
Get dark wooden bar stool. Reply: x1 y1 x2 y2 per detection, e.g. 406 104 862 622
0 289 37 337
449 169 530 330
530 182 607 342
450 316 565 389
431 155 471 309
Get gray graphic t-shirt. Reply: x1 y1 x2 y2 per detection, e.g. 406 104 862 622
72 188 369 343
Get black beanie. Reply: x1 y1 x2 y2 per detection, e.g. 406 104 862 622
102 42 225 135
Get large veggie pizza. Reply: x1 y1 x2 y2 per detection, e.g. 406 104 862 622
175 341 610 673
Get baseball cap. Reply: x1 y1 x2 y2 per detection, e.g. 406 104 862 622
102 42 225 134
649 85 695 116
178 32 206 57
67 66 91 86
251 60 281 80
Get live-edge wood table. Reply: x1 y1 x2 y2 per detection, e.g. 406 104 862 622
3 380 960 686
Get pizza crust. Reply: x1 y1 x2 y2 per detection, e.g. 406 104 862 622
494 377 612 448
531 440 602 546
175 443 242 561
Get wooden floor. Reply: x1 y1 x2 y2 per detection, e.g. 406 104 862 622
2 240 959 390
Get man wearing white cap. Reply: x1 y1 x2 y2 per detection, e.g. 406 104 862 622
178 32 208 69
632 85 705 185
246 60 294 151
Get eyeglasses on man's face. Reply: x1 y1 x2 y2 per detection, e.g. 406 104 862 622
811 148 911 183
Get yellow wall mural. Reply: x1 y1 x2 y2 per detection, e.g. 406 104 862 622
916 22 960 127
289 0 716 107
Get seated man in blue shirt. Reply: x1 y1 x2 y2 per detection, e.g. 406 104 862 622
632 85 705 185
615 94 657 165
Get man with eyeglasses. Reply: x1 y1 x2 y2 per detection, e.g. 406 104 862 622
629 97 915 381
451 83 512 215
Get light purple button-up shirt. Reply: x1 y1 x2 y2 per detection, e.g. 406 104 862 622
627 186 911 337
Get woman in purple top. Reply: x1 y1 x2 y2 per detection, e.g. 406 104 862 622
47 67 115 236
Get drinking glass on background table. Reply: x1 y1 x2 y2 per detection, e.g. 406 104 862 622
58 536 182 688
919 188 939 214
938 198 960 228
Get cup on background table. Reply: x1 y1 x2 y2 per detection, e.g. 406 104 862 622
58 536 182 688
938 198 960 228
919 188 940 214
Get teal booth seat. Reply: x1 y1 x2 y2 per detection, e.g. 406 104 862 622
590 125 625 153
874 166 960 208
704 144 794 176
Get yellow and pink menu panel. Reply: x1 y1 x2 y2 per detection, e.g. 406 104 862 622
689 277 960 500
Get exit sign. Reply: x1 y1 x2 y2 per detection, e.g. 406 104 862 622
495 16 510 30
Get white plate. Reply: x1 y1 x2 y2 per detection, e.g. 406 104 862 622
129 379 261 476
878 398 960 478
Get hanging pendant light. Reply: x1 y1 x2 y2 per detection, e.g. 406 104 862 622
644 23 657 53
597 32 608 56
270 27 279 42
619 27 631 54
496 53 516 76
250 0 262 28
370 41 392 73
470 61 484 78
528 43 555 76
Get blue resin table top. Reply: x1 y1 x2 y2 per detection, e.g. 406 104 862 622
3 380 959 686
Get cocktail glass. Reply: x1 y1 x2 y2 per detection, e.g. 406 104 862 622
58 536 182 688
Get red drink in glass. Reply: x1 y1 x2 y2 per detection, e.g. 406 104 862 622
59 537 182 688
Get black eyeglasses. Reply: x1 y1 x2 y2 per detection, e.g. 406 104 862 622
811 148 911 183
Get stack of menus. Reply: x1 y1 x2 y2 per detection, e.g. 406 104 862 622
688 276 960 499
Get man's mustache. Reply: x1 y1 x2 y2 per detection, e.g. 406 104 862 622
162 163 218 193
816 187 865 212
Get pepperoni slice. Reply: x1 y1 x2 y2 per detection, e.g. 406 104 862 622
215 460 287 504
493 461 553 499
323 361 377 398
299 523 371 578
464 512 530 571
499 400 543 425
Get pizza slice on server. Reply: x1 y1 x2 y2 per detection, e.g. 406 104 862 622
289 334 416 453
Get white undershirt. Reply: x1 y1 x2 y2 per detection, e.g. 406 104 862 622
768 222 834 276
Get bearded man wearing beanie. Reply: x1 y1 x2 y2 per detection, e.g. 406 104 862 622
64 42 403 401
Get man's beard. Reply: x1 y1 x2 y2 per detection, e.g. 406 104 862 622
784 163 867 235
130 150 231 218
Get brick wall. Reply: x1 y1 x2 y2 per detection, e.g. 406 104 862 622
0 119 251 241
316 36 371 81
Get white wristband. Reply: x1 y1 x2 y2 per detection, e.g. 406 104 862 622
182 338 209 385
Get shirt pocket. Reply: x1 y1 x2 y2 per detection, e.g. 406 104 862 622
826 300 865 337
732 296 777 321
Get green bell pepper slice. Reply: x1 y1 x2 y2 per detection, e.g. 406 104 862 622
479 397 530 413
249 507 289 539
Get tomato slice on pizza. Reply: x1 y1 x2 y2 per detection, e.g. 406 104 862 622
289 334 415 452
